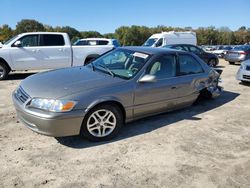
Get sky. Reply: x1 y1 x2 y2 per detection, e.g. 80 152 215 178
1 0 250 34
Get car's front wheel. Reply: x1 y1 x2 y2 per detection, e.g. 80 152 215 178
0 62 10 80
80 104 123 141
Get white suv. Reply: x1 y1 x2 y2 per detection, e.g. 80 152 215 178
74 38 120 47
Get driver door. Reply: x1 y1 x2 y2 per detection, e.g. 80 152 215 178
134 54 181 118
10 34 42 70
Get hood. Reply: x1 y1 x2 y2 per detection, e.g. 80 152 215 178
20 66 125 99
242 59 250 66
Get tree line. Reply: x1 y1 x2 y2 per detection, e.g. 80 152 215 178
0 19 249 46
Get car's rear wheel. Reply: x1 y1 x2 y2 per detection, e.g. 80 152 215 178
208 59 217 67
0 62 10 80
229 61 235 65
80 104 123 141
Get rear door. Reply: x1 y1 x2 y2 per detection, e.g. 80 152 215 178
38 34 71 69
174 53 207 107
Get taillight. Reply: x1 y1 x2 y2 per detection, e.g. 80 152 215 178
240 52 250 55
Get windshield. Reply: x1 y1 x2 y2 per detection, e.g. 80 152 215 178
89 49 151 80
142 38 158 47
3 35 19 45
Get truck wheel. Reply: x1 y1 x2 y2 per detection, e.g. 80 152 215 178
80 104 123 141
0 62 10 80
229 62 235 65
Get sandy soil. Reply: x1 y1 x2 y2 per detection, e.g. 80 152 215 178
0 60 250 188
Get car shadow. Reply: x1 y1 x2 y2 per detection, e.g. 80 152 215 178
239 81 250 86
7 73 36 80
56 90 239 148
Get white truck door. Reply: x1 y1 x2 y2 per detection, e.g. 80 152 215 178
38 34 71 69
10 34 42 70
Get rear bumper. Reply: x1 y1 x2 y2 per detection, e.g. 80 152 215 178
12 93 85 137
224 55 246 62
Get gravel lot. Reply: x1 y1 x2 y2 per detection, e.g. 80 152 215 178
0 59 250 188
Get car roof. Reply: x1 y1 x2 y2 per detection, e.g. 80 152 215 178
79 38 111 41
119 46 181 55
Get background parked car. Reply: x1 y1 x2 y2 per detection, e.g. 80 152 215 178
224 45 250 64
163 44 219 67
236 59 250 83
74 38 120 47
211 46 233 58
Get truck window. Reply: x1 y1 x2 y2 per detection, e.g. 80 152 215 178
19 35 39 47
40 34 65 46
155 38 163 47
98 40 109 45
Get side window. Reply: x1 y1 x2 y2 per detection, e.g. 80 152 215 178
178 54 203 76
155 38 163 47
19 35 39 47
98 40 109 45
75 40 89 45
89 40 97 45
182 46 189 51
189 46 202 55
41 34 65 46
173 45 184 51
147 55 176 79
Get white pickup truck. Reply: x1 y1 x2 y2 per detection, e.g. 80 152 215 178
0 32 115 80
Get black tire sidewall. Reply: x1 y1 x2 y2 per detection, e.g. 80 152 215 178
0 62 9 80
80 104 123 141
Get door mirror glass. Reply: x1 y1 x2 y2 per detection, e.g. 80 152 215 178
13 40 22 47
138 74 157 83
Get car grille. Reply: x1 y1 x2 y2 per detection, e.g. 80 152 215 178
15 87 30 103
246 66 250 71
243 75 250 80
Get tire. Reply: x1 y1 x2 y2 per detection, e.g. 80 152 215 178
80 104 123 141
0 62 10 80
208 59 217 67
229 61 235 65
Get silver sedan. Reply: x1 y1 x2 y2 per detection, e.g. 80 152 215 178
12 47 223 141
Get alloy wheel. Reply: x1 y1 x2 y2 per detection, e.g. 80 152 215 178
87 109 117 137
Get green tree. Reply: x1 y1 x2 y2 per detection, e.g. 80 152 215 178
0 24 13 42
15 19 45 34
80 31 103 38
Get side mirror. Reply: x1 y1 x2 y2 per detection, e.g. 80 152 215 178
13 40 22 47
138 74 157 83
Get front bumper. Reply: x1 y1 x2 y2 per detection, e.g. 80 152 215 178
12 93 85 137
236 69 250 82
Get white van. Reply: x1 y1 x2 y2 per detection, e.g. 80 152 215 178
143 31 197 47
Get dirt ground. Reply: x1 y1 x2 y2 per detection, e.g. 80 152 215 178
0 59 250 188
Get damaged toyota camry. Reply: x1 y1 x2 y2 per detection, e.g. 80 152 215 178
12 47 223 141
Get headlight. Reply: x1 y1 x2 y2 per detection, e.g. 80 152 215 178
29 98 77 112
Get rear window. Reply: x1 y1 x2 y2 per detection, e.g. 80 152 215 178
98 40 109 45
41 34 65 46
